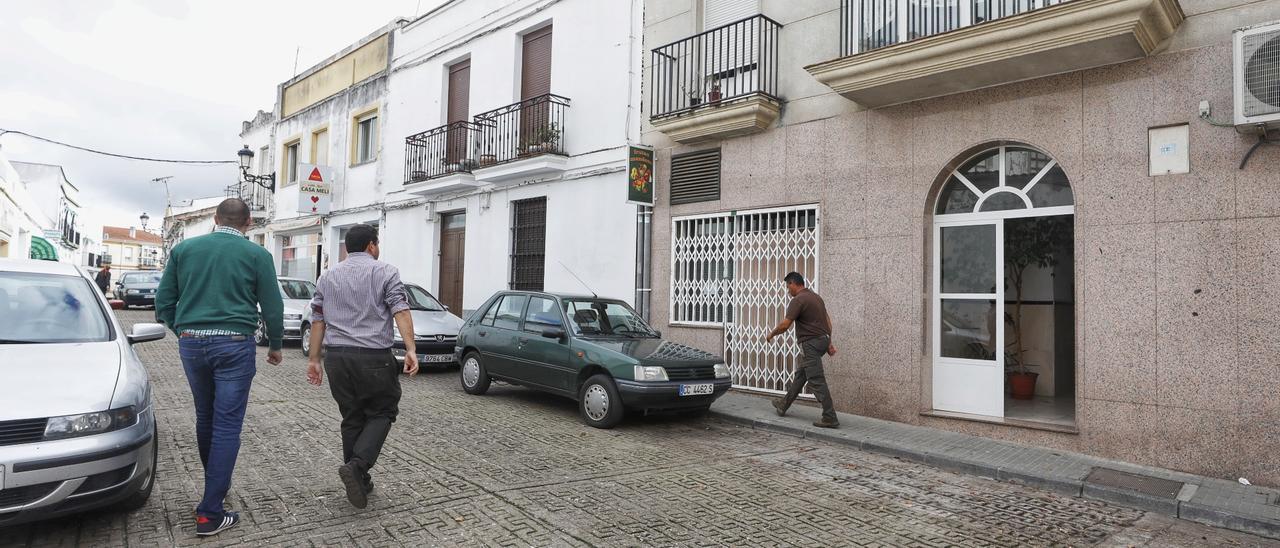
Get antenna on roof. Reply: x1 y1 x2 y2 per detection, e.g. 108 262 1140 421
558 261 597 299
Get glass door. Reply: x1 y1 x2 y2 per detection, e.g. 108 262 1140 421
932 219 1004 417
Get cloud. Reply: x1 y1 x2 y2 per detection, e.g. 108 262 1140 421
0 0 426 228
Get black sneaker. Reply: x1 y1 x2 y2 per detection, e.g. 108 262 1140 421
338 461 368 509
195 512 240 536
812 419 840 429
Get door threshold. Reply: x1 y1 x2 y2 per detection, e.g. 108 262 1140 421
920 409 1078 434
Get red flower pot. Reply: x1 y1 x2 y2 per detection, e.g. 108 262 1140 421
1008 372 1038 400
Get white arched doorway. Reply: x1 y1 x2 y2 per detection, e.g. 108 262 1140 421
932 145 1075 422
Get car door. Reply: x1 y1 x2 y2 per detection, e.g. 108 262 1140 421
480 294 527 379
513 296 572 393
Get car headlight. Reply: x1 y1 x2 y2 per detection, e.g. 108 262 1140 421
283 314 302 320
713 363 730 379
126 289 140 294
44 406 137 440
633 365 668 382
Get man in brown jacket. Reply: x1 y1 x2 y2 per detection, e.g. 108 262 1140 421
765 272 839 428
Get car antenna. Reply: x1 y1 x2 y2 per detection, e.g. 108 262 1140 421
558 261 597 298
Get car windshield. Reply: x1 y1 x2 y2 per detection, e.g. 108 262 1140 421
121 272 162 284
279 279 316 300
0 272 111 344
563 299 658 337
406 285 446 312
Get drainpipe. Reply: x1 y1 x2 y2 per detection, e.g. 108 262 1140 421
635 205 652 321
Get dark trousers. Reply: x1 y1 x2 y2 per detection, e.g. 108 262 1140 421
780 335 837 422
324 348 401 476
178 335 256 519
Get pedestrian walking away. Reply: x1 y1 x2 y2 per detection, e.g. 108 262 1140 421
94 264 111 295
155 198 284 537
306 224 419 509
765 272 840 428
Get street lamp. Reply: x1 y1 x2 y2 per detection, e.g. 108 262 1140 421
237 145 275 191
139 212 150 231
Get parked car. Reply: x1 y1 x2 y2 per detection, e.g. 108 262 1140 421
0 259 164 526
114 271 162 309
455 291 731 428
392 284 465 368
297 283 464 368
255 277 315 347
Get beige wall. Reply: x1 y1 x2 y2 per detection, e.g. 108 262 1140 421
281 33 389 118
644 0 1280 486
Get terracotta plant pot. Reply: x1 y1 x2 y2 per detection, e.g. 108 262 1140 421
1008 372 1038 400
708 89 722 102
479 154 497 166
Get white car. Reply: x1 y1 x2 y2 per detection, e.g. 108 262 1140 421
0 259 164 526
254 277 316 347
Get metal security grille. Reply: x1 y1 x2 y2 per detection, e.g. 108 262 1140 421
510 198 546 291
670 149 721 205
671 205 821 395
1243 30 1280 117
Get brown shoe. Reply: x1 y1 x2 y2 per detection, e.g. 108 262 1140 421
812 419 839 429
772 399 788 417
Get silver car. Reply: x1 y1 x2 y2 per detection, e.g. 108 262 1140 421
254 277 315 347
297 283 464 369
0 259 164 526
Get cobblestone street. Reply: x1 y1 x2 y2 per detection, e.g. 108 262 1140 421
2 310 1276 547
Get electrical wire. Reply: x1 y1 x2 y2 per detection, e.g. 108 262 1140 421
0 129 237 165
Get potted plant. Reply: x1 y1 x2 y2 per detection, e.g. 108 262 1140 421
1003 216 1072 400
479 153 497 166
410 170 428 182
707 81 723 103
681 83 701 108
534 123 561 151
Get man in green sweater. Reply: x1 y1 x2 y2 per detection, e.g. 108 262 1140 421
156 198 283 537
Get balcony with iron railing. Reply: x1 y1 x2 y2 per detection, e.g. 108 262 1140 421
403 121 486 196
649 15 782 144
225 178 272 218
809 0 1185 108
469 93 571 184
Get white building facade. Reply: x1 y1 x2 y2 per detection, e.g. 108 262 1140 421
383 0 645 315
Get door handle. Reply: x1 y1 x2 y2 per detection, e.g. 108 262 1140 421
478 330 487 337
518 337 529 345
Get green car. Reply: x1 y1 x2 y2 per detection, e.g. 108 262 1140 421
455 291 732 428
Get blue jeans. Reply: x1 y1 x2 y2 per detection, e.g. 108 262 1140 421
178 335 257 518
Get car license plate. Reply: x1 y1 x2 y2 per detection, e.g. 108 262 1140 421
144 294 155 299
679 383 714 396
421 354 453 363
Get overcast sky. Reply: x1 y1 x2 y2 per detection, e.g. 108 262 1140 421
0 0 434 231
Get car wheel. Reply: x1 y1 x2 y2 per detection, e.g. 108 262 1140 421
254 318 268 347
299 323 312 357
119 423 158 511
460 352 490 395
579 374 624 429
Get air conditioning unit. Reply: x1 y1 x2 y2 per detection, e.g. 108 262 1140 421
1234 21 1280 129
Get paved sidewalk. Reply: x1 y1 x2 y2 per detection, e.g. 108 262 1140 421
711 391 1280 540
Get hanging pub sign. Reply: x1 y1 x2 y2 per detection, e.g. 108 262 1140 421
626 145 655 207
296 163 333 215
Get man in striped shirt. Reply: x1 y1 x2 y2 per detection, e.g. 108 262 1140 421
306 224 418 509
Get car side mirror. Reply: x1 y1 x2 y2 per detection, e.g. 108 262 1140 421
541 327 567 341
127 323 167 345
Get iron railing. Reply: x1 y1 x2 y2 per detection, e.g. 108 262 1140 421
650 15 782 120
474 94 570 166
841 0 1069 56
225 177 271 214
404 121 485 183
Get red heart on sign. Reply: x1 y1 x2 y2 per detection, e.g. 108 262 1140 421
311 196 319 203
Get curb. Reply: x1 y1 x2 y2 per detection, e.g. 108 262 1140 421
709 409 1280 541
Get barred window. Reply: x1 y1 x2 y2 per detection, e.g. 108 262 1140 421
670 214 733 325
510 197 547 291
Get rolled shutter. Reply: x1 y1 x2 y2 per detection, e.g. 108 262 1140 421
703 0 759 30
521 26 553 100
670 149 721 205
447 59 471 123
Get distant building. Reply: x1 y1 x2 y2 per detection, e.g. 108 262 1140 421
102 226 164 278
162 196 224 259
0 152 48 261
10 161 97 266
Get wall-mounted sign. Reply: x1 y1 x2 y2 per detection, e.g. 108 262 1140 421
627 145 655 207
297 163 333 215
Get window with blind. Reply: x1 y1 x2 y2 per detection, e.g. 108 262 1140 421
510 197 547 291
703 0 759 29
670 148 721 205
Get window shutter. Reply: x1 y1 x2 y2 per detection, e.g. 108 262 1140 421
521 26 553 100
703 0 759 30
447 59 471 123
670 149 721 205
